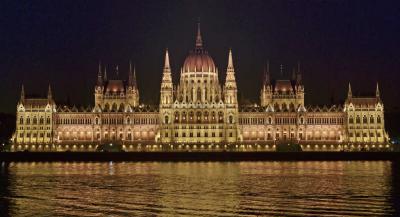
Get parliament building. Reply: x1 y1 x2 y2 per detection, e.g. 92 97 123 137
11 23 390 152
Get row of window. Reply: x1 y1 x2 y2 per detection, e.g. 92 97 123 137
349 115 382 124
165 132 234 138
19 132 51 138
19 117 51 125
239 117 344 125
54 117 158 125
349 132 382 137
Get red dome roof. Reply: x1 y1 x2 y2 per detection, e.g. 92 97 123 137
182 22 216 73
183 50 215 72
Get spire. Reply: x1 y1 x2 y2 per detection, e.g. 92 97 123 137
128 61 133 86
133 65 137 87
297 61 301 73
104 67 108 81
227 48 234 69
47 84 52 100
164 48 170 69
348 82 352 98
264 60 271 85
225 49 236 88
20 84 25 102
291 67 296 81
97 61 103 85
376 82 380 98
116 65 119 78
296 61 302 84
195 19 203 49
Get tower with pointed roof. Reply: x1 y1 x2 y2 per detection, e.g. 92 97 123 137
260 61 273 107
126 61 139 107
223 49 240 142
159 48 174 143
160 49 173 106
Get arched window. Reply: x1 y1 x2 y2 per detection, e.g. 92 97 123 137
218 112 224 123
370 116 374 124
19 117 23 124
196 112 202 123
182 112 187 121
46 117 50 124
204 112 209 121
104 104 110 111
197 88 201 101
164 115 169 124
26 117 30 124
363 116 367 124
112 103 118 112
300 117 304 124
356 116 360 124
377 116 381 124
349 116 354 124
33 117 37 124
95 118 99 125
268 117 272 124
126 117 130 124
189 112 194 122
229 115 233 124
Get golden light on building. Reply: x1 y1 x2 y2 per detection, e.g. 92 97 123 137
10 22 389 152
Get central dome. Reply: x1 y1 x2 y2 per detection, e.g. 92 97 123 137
183 51 215 72
182 22 216 73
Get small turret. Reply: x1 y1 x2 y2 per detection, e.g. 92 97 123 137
20 84 25 103
264 60 271 86
104 67 108 81
376 82 380 99
347 82 352 99
47 84 52 101
128 61 134 86
296 62 302 85
97 61 103 86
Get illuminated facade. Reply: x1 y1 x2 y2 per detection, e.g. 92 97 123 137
12 23 390 152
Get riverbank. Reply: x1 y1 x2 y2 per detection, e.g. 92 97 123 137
0 151 399 162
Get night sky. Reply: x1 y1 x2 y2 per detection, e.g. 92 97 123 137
1 0 400 113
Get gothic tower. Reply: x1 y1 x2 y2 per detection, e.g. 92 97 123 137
126 61 139 107
260 61 272 107
224 49 240 142
159 48 174 143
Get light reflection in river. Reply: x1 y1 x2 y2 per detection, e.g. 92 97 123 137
0 161 398 216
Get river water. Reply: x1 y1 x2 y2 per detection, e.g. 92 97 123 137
0 161 399 216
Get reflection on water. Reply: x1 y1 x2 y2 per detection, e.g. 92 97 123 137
0 161 399 216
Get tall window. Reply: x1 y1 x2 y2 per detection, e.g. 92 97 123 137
19 117 23 124
197 88 201 101
363 116 367 124
377 116 381 124
370 116 374 124
229 115 233 124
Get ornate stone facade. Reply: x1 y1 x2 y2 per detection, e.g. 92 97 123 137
11 23 390 152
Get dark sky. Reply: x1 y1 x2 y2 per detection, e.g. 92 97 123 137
1 0 400 113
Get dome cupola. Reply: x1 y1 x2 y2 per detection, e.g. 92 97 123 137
182 22 216 73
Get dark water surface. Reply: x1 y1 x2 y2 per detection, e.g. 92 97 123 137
0 161 399 217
